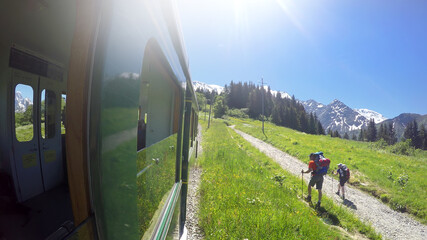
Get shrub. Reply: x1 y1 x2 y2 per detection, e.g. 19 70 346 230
390 139 415 156
380 194 390 203
390 199 407 212
395 173 409 188
371 139 388 149
226 108 249 118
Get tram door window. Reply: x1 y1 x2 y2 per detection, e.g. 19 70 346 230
41 89 56 139
15 84 35 142
13 80 44 201
11 71 65 202
39 83 64 191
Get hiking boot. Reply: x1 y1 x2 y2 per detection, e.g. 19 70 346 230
305 195 311 202
335 191 340 196
316 202 321 208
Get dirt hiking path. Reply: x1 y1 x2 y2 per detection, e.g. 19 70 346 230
231 126 426 240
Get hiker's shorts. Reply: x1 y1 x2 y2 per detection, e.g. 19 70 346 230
339 178 348 187
309 174 324 190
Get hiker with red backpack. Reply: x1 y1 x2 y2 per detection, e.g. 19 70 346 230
333 163 350 200
301 152 330 208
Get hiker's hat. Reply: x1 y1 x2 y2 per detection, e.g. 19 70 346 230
338 163 343 168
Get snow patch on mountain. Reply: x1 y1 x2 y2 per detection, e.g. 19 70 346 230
355 109 387 123
260 85 291 99
271 90 291 99
301 99 386 134
15 91 32 113
193 81 224 94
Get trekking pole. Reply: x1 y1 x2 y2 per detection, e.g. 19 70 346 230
301 172 304 199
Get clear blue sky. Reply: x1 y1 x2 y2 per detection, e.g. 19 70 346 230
177 0 427 118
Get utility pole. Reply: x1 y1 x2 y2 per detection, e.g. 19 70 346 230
261 77 265 135
208 97 213 129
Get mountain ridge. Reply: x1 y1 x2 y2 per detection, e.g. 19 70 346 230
15 91 32 113
192 81 425 137
300 99 388 134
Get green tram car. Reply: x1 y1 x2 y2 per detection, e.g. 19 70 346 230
0 0 199 239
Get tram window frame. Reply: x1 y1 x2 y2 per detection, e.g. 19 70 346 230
40 89 57 139
137 70 181 150
61 93 66 135
14 84 35 142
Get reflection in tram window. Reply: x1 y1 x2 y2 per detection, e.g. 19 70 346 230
41 89 56 139
15 84 34 142
61 93 66 134
135 46 183 237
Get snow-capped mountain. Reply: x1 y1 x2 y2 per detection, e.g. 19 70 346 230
193 81 224 94
193 80 389 134
301 99 325 114
15 91 32 113
269 89 291 99
355 109 387 124
301 99 387 134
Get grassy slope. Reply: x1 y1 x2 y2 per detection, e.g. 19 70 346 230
229 117 427 224
198 119 380 239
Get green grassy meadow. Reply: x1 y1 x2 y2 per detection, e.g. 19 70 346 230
15 124 34 142
198 119 381 239
228 117 427 223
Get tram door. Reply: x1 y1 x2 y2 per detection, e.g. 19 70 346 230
12 70 64 202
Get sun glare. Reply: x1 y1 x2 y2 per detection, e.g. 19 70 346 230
274 0 310 40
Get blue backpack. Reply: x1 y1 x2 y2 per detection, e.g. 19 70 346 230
313 152 330 175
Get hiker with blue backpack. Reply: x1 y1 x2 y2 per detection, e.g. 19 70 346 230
332 163 350 200
301 152 330 208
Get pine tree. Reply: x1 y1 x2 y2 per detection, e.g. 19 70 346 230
352 133 357 141
299 113 308 133
378 124 385 141
403 121 413 146
413 121 421 149
247 89 261 118
403 120 421 148
343 132 349 139
420 124 426 150
309 113 316 134
266 87 273 118
333 130 341 138
315 116 325 135
388 122 397 145
271 103 281 125
358 128 364 141
366 119 377 142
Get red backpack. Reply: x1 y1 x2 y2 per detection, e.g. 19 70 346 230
343 167 350 180
313 152 330 175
